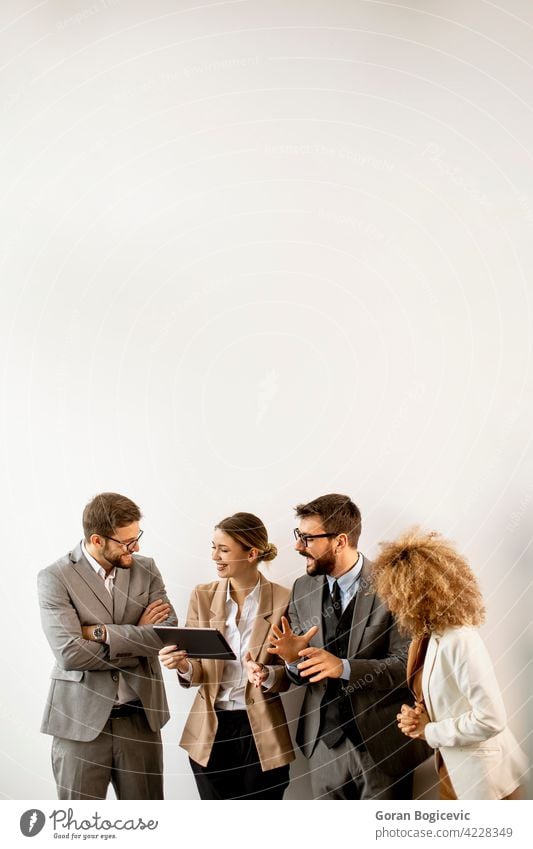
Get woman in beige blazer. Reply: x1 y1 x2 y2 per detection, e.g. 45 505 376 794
372 528 527 801
159 512 296 799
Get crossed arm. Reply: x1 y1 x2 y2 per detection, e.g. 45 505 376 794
38 566 177 672
80 599 170 642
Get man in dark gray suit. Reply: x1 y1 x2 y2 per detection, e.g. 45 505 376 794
269 493 429 799
38 492 177 800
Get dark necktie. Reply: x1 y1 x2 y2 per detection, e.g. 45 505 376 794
331 579 342 619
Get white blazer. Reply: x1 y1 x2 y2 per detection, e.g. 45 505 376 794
422 627 527 799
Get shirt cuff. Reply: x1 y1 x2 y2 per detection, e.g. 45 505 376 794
424 722 438 749
177 660 193 681
261 666 276 690
341 659 350 680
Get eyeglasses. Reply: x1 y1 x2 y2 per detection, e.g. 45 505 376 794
293 528 337 547
102 530 144 552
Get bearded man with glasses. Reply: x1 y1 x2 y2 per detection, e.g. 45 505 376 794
268 493 430 799
38 491 177 799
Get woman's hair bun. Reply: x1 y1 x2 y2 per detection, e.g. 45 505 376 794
261 543 278 562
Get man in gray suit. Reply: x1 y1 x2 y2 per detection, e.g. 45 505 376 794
38 492 177 800
269 493 429 799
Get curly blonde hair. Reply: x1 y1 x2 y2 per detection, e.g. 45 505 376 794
372 527 485 637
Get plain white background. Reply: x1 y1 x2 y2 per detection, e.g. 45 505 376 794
0 0 531 801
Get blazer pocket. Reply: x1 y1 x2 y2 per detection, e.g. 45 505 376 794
133 591 149 605
458 744 501 755
50 668 84 682
468 747 501 756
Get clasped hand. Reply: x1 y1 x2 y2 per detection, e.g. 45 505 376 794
397 702 429 739
244 652 269 688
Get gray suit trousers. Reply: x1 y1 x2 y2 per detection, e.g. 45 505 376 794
51 710 163 800
309 737 413 800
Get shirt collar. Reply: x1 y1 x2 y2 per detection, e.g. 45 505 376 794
326 551 363 591
82 540 116 581
225 576 261 604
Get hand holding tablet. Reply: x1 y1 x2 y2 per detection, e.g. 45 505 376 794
154 626 236 660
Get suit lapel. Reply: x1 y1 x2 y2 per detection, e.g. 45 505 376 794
306 576 325 647
70 546 113 617
113 565 131 623
422 633 439 719
347 557 375 656
247 574 273 661
209 579 228 685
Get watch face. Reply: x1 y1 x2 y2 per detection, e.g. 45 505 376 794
93 626 104 639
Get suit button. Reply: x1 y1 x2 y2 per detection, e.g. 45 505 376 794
247 698 254 705
112 674 118 682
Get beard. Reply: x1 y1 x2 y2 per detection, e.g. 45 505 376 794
301 549 336 576
102 542 134 570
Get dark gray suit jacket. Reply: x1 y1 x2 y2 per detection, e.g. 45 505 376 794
38 544 177 741
288 556 430 776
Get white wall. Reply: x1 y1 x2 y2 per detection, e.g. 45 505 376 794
0 0 531 800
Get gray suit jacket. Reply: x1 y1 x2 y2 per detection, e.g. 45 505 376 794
38 544 177 742
288 556 431 776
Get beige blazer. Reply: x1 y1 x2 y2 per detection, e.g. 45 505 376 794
178 573 295 771
422 627 528 799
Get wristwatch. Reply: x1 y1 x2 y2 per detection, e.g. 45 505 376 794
92 624 106 642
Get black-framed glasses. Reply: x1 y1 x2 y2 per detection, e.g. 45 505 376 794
102 530 144 552
293 528 337 547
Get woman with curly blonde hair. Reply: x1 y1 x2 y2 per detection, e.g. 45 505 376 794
372 528 527 800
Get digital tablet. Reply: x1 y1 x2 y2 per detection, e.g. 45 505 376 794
154 626 236 660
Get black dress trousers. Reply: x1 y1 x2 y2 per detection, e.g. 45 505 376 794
189 709 290 800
